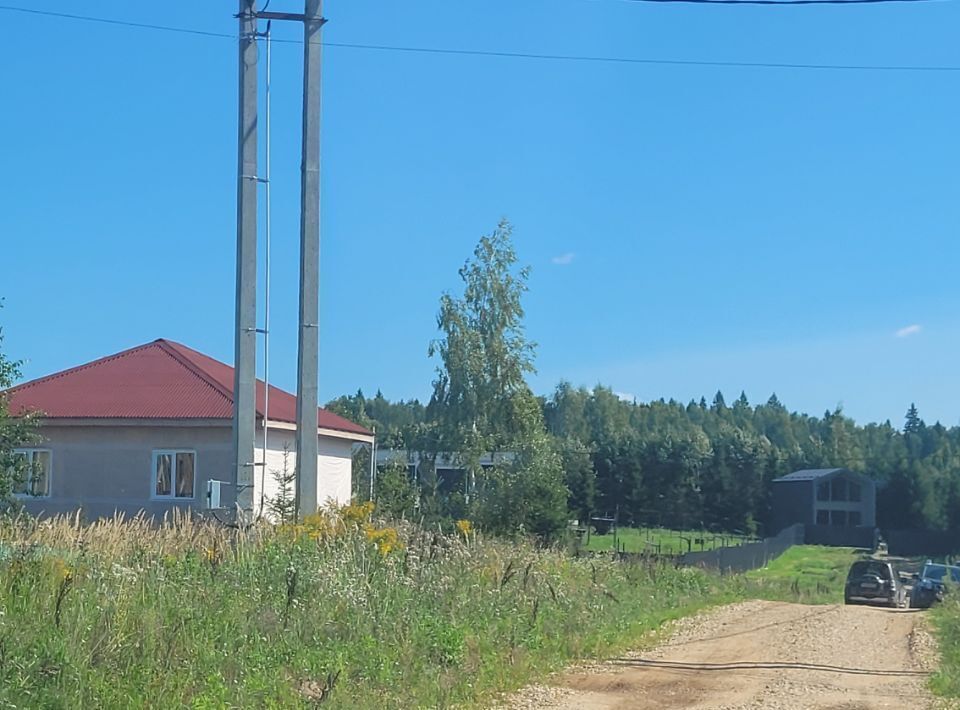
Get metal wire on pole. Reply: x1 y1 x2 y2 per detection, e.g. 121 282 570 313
259 22 273 518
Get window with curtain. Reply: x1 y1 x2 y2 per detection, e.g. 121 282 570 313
11 449 51 497
153 450 195 499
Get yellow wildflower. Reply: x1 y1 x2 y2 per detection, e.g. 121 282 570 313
341 500 375 525
364 525 401 556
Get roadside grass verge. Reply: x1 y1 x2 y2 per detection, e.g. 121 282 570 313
927 596 960 699
0 509 765 709
0 509 871 709
744 545 860 604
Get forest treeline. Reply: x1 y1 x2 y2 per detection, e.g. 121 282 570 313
328 387 959 536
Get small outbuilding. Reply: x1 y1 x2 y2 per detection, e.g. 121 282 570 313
770 468 876 535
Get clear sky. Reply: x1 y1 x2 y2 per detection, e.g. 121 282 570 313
2 1 959 427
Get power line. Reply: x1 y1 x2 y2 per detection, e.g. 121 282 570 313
617 0 939 4
0 5 235 39
2 4 960 72
322 41 960 72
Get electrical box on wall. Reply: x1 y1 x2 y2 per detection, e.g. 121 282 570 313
206 480 224 510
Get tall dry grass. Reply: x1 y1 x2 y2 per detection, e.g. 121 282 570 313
0 506 747 708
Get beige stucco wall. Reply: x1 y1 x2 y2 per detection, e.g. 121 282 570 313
20 422 354 521
252 429 353 519
318 436 354 507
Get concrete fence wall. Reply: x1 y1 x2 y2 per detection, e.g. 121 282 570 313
674 523 960 574
803 524 875 549
804 526 957 557
886 529 959 557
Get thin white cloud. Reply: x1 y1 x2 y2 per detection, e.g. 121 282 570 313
615 391 636 403
895 324 922 338
551 252 575 266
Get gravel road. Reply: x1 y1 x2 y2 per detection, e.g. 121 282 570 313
498 600 952 709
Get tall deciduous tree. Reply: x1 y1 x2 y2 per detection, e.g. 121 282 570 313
427 220 567 538
428 219 537 467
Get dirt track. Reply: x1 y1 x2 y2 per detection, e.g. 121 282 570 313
502 600 945 709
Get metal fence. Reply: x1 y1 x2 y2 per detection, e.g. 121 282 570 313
885 529 958 557
677 523 805 573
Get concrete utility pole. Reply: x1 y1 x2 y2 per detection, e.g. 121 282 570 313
295 0 324 519
233 0 258 520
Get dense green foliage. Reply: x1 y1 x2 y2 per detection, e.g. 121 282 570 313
330 221 569 538
338 382 960 536
372 458 419 521
0 317 38 505
545 386 960 534
327 220 956 538
930 596 960 698
0 512 823 709
326 389 426 451
426 219 537 460
424 220 566 538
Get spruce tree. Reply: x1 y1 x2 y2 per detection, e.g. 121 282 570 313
266 444 297 524
712 391 727 411
904 403 922 434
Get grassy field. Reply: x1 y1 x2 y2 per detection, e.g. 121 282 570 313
745 545 860 604
0 508 763 709
0 509 866 709
581 526 757 555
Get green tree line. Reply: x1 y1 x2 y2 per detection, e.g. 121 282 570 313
5 220 949 539
325 222 960 539
333 384 960 536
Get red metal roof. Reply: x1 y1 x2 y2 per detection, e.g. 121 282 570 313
4 339 371 437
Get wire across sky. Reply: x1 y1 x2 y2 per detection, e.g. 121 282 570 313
1 3 959 72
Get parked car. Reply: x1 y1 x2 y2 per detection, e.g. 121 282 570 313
909 563 960 609
844 559 907 608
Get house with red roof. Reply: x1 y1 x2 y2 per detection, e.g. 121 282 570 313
3 339 372 520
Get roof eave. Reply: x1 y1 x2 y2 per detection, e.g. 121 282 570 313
35 416 373 441
34 417 232 428
261 419 374 443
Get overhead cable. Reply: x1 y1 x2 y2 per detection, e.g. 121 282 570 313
1 4 959 73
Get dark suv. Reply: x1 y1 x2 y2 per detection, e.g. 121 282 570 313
844 559 906 608
910 563 960 609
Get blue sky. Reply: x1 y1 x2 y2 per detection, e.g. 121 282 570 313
2 0 959 426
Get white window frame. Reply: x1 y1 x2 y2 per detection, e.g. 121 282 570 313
12 448 52 498
151 450 197 500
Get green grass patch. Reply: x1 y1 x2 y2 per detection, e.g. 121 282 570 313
0 512 872 709
0 512 770 709
582 526 755 555
925 595 960 699
930 599 960 697
745 545 859 604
